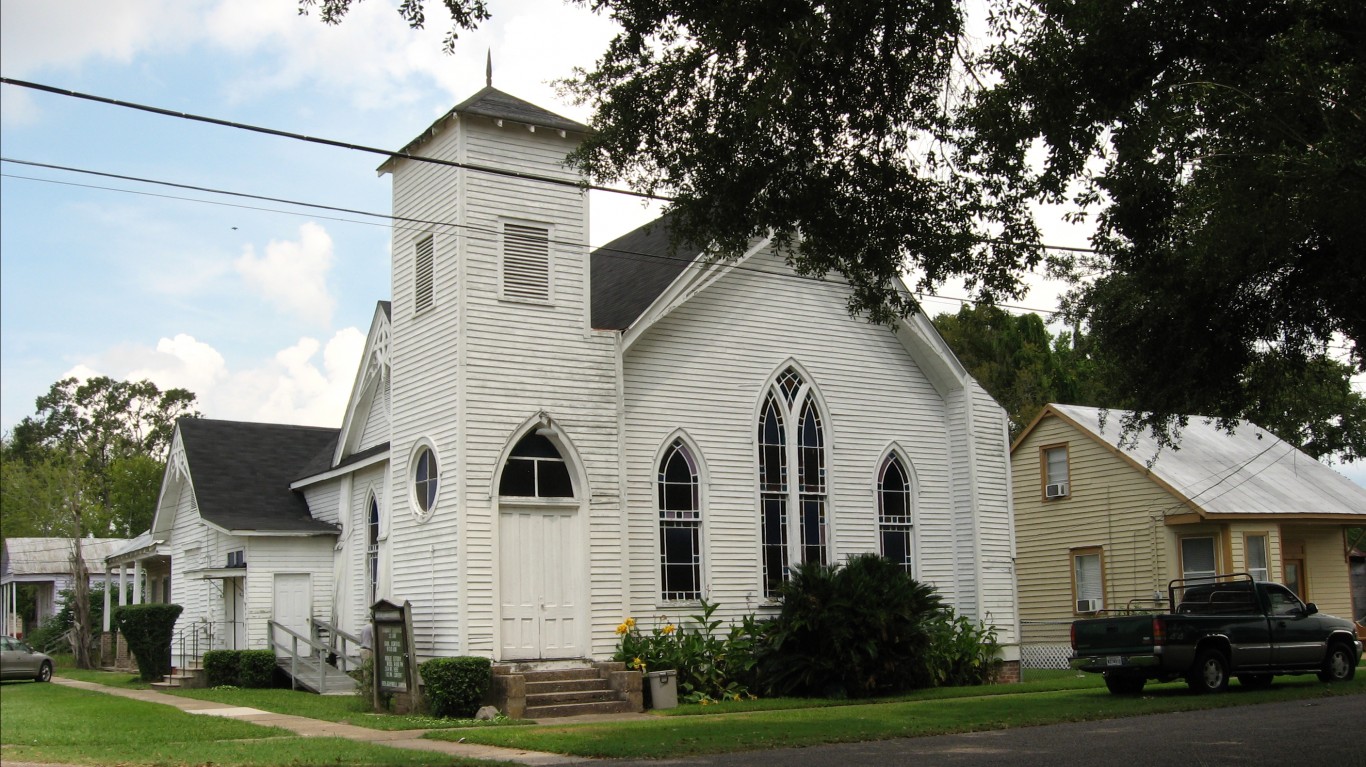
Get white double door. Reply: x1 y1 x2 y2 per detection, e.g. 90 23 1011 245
499 506 585 660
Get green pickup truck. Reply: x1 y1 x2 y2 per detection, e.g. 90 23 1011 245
1071 574 1363 695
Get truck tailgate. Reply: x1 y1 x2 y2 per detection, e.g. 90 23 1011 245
1073 615 1158 656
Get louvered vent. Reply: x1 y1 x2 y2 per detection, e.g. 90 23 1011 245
503 223 550 301
414 235 435 311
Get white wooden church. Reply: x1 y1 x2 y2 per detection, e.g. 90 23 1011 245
131 84 1021 684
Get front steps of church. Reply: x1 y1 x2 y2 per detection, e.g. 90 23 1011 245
491 660 643 718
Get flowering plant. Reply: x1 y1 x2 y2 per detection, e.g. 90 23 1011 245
611 599 761 704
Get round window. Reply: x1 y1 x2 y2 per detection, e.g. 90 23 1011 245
412 445 438 520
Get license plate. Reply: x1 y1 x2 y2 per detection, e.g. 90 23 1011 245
1106 656 1124 667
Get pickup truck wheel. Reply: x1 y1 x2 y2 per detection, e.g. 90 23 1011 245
1104 673 1146 695
1317 642 1357 683
1186 648 1230 694
1236 673 1273 689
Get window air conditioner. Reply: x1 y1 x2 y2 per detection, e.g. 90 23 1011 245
1046 482 1069 499
1076 598 1102 613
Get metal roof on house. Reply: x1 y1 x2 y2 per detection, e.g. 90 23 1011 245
1050 404 1366 519
1 538 126 579
177 418 340 535
591 214 705 330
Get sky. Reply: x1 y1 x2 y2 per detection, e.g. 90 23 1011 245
2 0 1362 489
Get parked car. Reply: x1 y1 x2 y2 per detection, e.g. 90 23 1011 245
1071 573 1363 695
1 635 54 682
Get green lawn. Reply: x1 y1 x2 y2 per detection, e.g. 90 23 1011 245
0 681 507 767
167 686 528 731
430 673 1366 759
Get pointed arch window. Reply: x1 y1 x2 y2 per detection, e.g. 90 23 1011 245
758 366 828 597
366 495 380 604
877 454 915 575
499 433 574 498
658 439 702 601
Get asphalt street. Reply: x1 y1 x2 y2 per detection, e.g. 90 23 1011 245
599 694 1366 767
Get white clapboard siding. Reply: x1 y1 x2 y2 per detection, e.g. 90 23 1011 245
620 246 1002 633
165 478 209 659
356 373 391 452
244 537 335 650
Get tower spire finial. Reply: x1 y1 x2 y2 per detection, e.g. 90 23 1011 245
486 49 493 88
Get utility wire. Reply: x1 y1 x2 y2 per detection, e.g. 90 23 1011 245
0 77 1104 257
0 77 662 201
1 159 1070 316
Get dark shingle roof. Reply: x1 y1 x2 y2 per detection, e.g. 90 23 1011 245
379 300 391 319
591 215 705 330
452 86 590 134
179 419 340 535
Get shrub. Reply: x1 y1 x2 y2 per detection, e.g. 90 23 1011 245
419 656 491 718
30 585 122 656
612 600 764 703
203 649 278 687
112 603 183 681
203 650 239 687
924 610 1001 686
759 554 943 698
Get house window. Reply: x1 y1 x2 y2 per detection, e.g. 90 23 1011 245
877 453 915 575
1042 445 1069 499
758 366 828 597
413 445 439 518
502 222 551 302
1072 547 1104 613
366 495 380 605
1181 536 1218 582
658 439 702 601
414 234 434 312
499 433 573 498
226 550 245 568
1245 534 1269 581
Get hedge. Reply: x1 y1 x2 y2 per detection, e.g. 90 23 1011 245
112 603 183 681
419 656 491 718
203 649 277 687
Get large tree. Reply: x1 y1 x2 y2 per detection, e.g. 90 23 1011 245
302 0 1364 448
6 376 199 537
961 0 1365 447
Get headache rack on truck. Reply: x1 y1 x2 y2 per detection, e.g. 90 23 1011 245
1170 572 1259 615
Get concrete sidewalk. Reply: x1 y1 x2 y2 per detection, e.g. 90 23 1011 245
49 676 625 765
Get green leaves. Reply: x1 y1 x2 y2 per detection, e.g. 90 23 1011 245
418 656 492 718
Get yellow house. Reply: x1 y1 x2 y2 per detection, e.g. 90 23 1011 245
1012 404 1366 668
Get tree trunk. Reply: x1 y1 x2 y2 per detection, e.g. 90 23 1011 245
69 530 93 669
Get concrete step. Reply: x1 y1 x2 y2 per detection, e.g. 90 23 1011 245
525 698 636 719
525 677 610 694
527 688 620 707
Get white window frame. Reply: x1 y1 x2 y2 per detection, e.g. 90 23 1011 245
658 436 704 602
366 493 380 606
499 220 553 304
758 364 830 598
876 450 916 576
413 233 435 313
1244 533 1270 582
410 439 440 523
1042 444 1070 499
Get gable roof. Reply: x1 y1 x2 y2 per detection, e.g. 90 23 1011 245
379 87 589 173
1029 404 1366 519
2 538 125 580
591 214 705 330
178 418 340 535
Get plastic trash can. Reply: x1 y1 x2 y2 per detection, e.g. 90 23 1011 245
646 669 678 709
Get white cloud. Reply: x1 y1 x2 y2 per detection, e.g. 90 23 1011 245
0 0 201 76
234 222 337 326
58 328 364 429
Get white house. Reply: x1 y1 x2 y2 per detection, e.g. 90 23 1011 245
142 84 1021 684
2 537 126 639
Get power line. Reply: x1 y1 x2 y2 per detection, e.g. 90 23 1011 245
0 76 662 202
0 77 1103 258
1 158 1070 316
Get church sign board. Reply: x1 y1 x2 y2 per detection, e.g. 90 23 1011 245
370 599 419 712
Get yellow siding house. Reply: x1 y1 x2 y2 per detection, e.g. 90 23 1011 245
1013 404 1366 668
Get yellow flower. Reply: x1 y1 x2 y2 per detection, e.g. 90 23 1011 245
631 657 646 671
615 622 629 635
624 617 636 629
661 624 676 635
